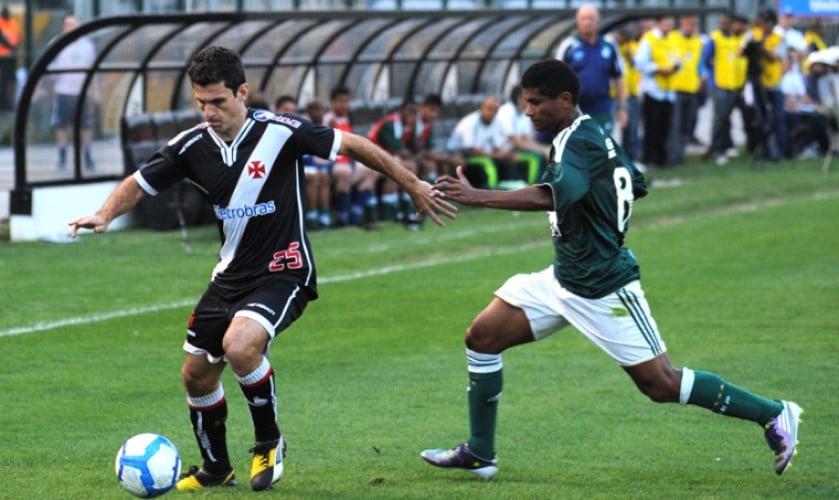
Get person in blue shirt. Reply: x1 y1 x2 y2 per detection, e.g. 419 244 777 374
556 3 627 136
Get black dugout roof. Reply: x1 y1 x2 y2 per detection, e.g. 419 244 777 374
13 7 723 193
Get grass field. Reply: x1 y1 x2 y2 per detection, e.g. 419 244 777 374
1 157 837 499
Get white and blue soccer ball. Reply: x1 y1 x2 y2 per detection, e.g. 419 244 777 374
115 433 181 498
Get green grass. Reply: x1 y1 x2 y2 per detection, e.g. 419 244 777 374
0 157 837 499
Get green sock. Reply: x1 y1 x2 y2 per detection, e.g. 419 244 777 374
467 370 502 459
687 370 783 425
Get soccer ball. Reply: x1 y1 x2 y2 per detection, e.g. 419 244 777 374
115 433 181 498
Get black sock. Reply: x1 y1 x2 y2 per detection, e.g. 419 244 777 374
187 387 232 474
237 357 280 443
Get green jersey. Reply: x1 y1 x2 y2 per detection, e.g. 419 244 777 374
539 114 648 299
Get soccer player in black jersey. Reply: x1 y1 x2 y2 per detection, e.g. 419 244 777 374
69 46 456 492
421 60 800 479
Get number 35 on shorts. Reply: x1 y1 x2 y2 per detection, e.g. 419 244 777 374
269 242 303 272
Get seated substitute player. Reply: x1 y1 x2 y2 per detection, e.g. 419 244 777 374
416 93 463 180
325 86 380 227
68 46 456 492
300 99 334 230
421 59 801 479
367 98 424 228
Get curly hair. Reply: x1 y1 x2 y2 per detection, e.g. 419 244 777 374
521 59 579 104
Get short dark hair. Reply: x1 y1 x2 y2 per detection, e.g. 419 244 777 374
275 95 296 109
422 93 443 107
188 46 246 94
400 97 417 109
757 7 777 25
509 84 523 103
521 60 579 104
731 13 749 24
330 86 351 101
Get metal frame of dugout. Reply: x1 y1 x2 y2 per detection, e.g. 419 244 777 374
8 7 724 236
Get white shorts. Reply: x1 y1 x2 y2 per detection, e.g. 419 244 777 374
495 267 666 366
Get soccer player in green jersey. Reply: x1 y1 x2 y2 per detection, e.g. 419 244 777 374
421 59 801 478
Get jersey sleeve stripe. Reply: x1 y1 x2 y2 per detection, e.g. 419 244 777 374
329 128 342 161
132 170 159 196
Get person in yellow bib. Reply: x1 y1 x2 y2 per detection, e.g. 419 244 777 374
667 15 703 165
635 16 679 167
615 23 642 160
741 8 788 161
705 12 749 165
804 19 827 54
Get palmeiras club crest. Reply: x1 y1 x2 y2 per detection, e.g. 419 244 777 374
248 160 266 179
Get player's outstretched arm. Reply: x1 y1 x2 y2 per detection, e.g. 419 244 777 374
69 176 147 238
339 132 457 227
435 166 554 211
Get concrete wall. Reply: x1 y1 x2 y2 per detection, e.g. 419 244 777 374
10 181 134 242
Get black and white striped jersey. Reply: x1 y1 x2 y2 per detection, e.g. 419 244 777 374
134 108 340 297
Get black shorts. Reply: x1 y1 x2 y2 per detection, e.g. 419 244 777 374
51 93 92 128
184 280 311 363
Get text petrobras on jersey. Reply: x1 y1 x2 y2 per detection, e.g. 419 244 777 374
213 200 276 220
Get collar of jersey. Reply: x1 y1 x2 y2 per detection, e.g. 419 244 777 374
206 117 255 166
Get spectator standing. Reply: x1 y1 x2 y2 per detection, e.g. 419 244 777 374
635 16 679 167
615 23 642 160
0 5 19 110
742 8 787 160
706 13 748 165
50 13 97 171
556 3 627 136
803 19 827 54
802 19 828 75
667 15 703 165
778 7 807 54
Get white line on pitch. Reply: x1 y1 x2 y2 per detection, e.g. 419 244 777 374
0 241 544 338
4 189 836 338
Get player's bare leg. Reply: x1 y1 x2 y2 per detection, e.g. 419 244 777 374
332 163 353 226
55 126 69 169
624 352 801 474
395 159 424 229
304 171 320 230
81 127 95 170
223 316 286 491
622 353 681 403
421 298 534 478
316 170 332 229
352 163 380 228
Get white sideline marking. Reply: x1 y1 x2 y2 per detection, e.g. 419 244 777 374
0 242 542 338
3 189 836 338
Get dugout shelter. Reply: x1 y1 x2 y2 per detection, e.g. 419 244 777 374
9 6 723 240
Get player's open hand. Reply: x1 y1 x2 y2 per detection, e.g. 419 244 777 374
68 214 109 238
433 166 479 206
409 180 458 227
